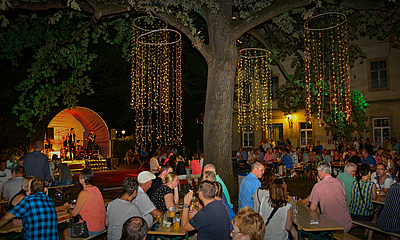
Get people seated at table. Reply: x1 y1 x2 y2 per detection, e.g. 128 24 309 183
371 162 394 196
253 171 275 213
120 216 148 240
181 180 231 239
331 150 344 164
347 148 362 165
147 166 173 198
361 149 377 167
264 148 275 170
132 171 162 226
324 150 332 163
308 161 352 232
2 166 25 202
175 156 186 179
231 206 265 240
0 160 12 193
281 148 294 177
377 166 400 237
149 152 160 174
150 172 179 213
239 161 265 210
337 163 357 208
290 147 299 167
259 179 295 240
54 158 73 186
63 168 106 238
107 177 142 240
0 178 59 239
203 163 233 208
214 181 235 229
388 150 397 173
349 163 378 240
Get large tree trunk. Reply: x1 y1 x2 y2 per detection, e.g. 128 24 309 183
203 3 239 196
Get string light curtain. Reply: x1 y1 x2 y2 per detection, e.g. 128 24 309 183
304 12 351 126
237 48 272 133
131 17 182 148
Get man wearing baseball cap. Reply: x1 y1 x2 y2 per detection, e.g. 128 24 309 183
131 171 163 226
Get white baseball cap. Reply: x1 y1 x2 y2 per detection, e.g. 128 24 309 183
138 171 156 184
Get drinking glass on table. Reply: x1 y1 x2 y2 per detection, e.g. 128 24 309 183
173 217 180 230
169 206 176 218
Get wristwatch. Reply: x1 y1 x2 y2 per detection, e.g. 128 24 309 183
183 203 189 208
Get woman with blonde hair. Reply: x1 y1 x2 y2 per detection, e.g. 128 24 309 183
150 172 179 213
9 176 35 210
231 207 265 240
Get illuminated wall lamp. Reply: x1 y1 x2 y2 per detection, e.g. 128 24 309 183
286 114 293 129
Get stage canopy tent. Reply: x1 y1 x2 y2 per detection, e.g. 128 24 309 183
31 106 110 158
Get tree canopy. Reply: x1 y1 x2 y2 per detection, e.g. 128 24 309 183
1 0 400 193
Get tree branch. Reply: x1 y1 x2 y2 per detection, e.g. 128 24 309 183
57 20 94 45
154 11 211 61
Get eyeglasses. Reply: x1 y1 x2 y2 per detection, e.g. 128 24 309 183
230 229 241 236
376 168 385 171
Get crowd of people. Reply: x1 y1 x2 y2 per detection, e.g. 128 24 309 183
0 137 398 240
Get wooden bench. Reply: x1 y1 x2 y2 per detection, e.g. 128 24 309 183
48 184 74 201
66 229 107 240
333 231 360 240
353 220 400 238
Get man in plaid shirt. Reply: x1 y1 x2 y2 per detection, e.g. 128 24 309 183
0 178 58 239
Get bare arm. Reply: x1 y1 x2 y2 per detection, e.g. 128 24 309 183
310 202 318 212
149 209 163 218
372 183 378 200
181 191 195 232
286 208 292 231
0 212 16 228
164 193 175 210
173 187 179 205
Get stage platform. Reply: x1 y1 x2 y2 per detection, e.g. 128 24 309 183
63 158 108 171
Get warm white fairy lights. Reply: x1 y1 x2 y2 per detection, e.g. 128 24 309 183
304 12 351 126
237 48 272 133
131 17 183 149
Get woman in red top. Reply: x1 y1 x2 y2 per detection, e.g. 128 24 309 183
64 168 106 238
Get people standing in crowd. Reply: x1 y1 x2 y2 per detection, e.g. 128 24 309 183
63 168 106 238
252 171 275 213
147 166 173 198
107 177 142 240
23 141 51 184
231 207 265 240
370 163 394 196
259 179 296 240
131 171 162 226
0 178 59 239
149 152 160 174
203 163 233 208
361 149 377 167
68 128 76 160
349 164 378 240
2 166 24 202
308 161 352 232
377 166 400 236
239 161 265 210
120 217 148 240
337 163 357 208
181 181 231 240
150 172 179 213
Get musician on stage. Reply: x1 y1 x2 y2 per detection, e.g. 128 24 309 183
68 128 76 160
86 130 96 159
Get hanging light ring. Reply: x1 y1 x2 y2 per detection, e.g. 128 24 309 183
240 48 270 59
137 29 182 46
133 16 168 32
304 12 347 31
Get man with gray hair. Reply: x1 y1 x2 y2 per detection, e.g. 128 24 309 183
238 161 265 210
203 164 233 208
337 163 357 208
308 161 352 232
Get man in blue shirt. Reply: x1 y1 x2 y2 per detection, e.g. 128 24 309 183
361 149 376 166
0 178 58 240
238 161 265 210
314 141 323 155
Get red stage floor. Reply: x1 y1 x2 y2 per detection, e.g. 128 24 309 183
72 163 149 188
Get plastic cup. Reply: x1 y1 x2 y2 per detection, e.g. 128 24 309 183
169 206 175 218
173 217 180 230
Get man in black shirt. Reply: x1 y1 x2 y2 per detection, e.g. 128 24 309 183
347 148 362 165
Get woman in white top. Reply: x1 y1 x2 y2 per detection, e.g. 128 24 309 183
259 179 295 240
247 149 256 164
253 171 275 213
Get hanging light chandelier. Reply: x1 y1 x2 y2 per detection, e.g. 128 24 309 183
304 12 351 126
131 17 183 149
237 48 272 133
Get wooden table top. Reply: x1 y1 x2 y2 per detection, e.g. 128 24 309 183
147 224 187 236
292 202 345 232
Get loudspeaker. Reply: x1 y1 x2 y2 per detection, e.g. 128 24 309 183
46 127 54 139
111 158 119 168
110 129 116 140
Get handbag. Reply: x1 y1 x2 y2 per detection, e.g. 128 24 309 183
68 214 89 238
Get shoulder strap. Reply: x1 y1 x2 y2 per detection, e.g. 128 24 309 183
265 207 279 227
